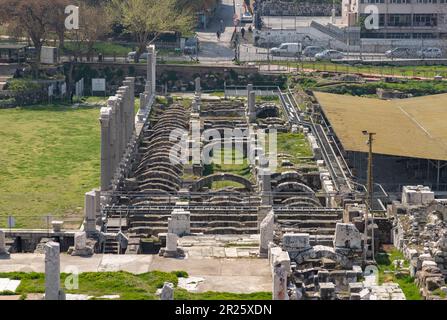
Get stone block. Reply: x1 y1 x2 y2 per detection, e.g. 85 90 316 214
282 233 311 252
168 209 191 236
319 282 335 300
349 282 364 294
259 213 275 257
74 232 87 250
51 221 63 232
269 246 282 267
84 190 98 234
160 282 174 300
165 233 178 254
333 223 362 250
273 264 289 300
45 242 65 300
402 185 434 206
359 288 370 300
272 251 291 275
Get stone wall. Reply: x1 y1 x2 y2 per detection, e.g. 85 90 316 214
68 62 288 93
259 0 341 16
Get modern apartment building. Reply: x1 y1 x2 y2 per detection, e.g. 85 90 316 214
342 0 447 39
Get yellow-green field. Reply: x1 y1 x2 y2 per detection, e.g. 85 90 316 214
0 104 101 229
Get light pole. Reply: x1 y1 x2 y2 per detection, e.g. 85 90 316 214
362 130 376 263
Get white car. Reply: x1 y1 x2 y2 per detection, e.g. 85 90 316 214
126 51 148 62
315 49 344 61
385 48 412 59
417 47 442 58
241 12 253 23
270 43 302 57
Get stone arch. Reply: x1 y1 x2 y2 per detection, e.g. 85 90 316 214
256 104 280 119
275 182 315 195
291 245 351 269
274 171 306 186
282 197 322 208
191 173 254 192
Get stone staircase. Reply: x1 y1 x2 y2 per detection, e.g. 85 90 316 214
124 207 260 236
275 208 343 246
102 219 128 254
107 206 343 246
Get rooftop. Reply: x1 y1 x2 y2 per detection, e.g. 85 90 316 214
314 92 447 161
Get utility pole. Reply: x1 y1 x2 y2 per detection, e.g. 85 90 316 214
362 130 376 263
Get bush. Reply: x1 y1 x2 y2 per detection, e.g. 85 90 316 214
171 271 189 278
6 79 41 92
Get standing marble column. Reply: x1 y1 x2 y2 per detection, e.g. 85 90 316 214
248 91 256 123
147 45 156 95
100 106 112 191
45 242 65 300
260 168 272 205
84 190 97 234
273 264 289 300
259 212 275 257
195 77 201 96
125 77 136 135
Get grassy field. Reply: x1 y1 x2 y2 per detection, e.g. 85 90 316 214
0 103 101 229
62 41 133 57
204 148 253 190
0 271 271 300
376 248 422 300
264 133 313 172
268 60 447 78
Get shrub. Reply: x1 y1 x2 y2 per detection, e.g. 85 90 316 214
6 79 41 92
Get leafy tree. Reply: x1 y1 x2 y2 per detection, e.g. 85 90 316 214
108 0 195 61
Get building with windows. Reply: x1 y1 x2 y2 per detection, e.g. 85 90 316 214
342 0 447 39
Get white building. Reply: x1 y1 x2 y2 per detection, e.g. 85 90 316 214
342 0 447 39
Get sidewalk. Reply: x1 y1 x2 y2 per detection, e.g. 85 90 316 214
0 253 271 293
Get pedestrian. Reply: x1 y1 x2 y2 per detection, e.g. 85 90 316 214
241 27 246 39
217 30 221 41
220 19 224 33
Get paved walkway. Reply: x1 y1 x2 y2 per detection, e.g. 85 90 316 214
197 0 237 63
0 253 271 294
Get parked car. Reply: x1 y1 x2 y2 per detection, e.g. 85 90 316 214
126 51 148 62
241 12 253 23
184 37 200 55
270 43 302 57
417 47 442 58
385 47 412 59
302 46 324 58
315 49 344 61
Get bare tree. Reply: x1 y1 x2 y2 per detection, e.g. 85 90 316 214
65 2 110 98
0 0 69 77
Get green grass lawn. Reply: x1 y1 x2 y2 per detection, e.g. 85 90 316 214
0 271 271 300
0 104 101 229
376 248 422 300
204 148 253 190
62 41 133 57
269 60 447 78
264 133 313 172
